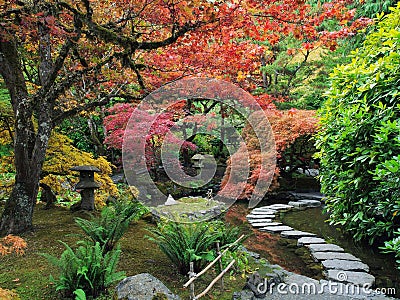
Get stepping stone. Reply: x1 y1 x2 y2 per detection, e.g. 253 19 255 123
311 252 361 262
280 230 317 239
246 214 275 219
264 204 294 210
321 259 369 272
258 223 284 230
298 199 321 207
248 218 274 223
250 222 275 228
288 201 309 208
289 192 325 201
251 208 277 214
307 243 344 253
262 225 294 233
297 237 326 246
250 210 277 215
324 270 375 286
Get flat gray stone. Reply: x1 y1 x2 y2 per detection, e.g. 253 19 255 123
311 252 361 262
264 204 294 210
250 222 276 227
307 243 344 253
262 226 294 233
324 270 375 286
298 237 326 246
251 210 277 215
288 201 309 208
258 223 285 230
246 214 275 219
251 208 277 214
280 230 317 239
298 199 321 207
321 259 369 272
115 273 180 300
289 192 325 201
248 218 274 223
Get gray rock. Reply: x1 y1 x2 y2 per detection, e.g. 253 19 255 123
321 259 369 272
248 219 274 224
115 273 180 300
263 204 294 210
297 199 321 207
306 244 344 253
262 226 294 233
311 252 361 262
324 270 375 286
297 237 326 246
251 210 277 215
247 214 275 219
289 192 325 201
288 201 309 208
232 290 255 300
280 231 317 239
250 222 276 228
252 208 278 214
256 222 283 227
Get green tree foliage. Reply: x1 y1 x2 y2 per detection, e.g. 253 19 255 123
315 4 400 245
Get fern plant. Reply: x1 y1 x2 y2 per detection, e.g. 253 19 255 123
42 240 125 298
147 221 221 274
75 200 146 253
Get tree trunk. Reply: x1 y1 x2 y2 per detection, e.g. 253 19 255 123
0 183 38 235
0 22 53 235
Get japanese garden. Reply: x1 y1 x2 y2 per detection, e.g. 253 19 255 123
0 0 399 299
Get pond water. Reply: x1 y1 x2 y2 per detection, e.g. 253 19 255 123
281 207 400 296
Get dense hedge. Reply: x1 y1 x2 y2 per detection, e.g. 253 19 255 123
315 4 400 244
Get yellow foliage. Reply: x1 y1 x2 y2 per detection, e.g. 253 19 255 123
0 129 118 207
0 288 20 300
41 131 118 207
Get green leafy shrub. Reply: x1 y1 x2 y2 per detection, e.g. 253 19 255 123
42 241 125 299
380 230 400 270
147 221 220 274
147 220 248 275
315 4 400 245
75 199 147 253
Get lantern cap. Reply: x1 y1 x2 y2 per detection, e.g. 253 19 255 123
70 165 101 172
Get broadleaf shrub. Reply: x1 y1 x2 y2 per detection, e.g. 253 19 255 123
315 4 400 246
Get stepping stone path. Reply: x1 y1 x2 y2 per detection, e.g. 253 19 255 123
311 252 361 262
246 214 275 219
321 259 369 272
246 195 376 287
261 225 294 233
297 236 326 246
280 230 316 239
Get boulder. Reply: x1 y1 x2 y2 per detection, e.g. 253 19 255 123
115 273 180 300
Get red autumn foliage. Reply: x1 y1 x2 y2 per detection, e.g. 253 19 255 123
221 109 318 199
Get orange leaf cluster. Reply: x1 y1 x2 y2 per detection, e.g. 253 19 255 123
0 235 27 256
221 109 317 200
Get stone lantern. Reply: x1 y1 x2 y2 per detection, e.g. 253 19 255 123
192 154 205 175
70 165 100 210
